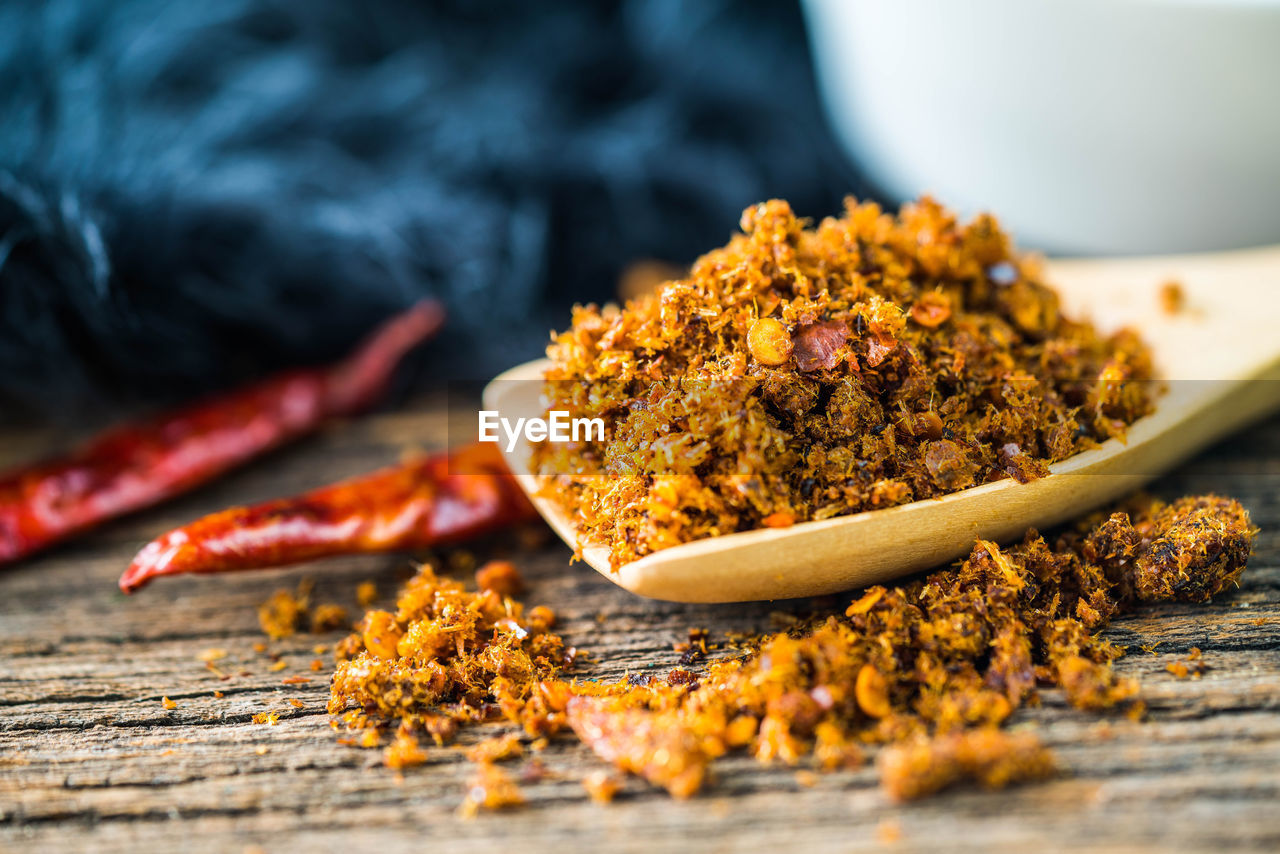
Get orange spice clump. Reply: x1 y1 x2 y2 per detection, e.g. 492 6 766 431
325 495 1253 804
327 562 576 758
531 197 1155 569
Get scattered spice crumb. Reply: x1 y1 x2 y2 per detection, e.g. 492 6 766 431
282 675 311 685
582 770 623 803
459 763 526 818
310 603 350 634
877 819 903 845
258 584 310 640
475 560 525 597
269 660 288 672
199 648 227 662
466 733 525 764
385 730 429 770
355 581 378 608
252 642 267 655
879 730 1056 802
259 580 358 638
213 690 225 699
323 494 1253 804
255 746 269 756
313 644 328 655
1159 280 1186 315
161 696 177 711
252 712 279 726
1167 648 1209 680
310 659 325 672
288 698 305 709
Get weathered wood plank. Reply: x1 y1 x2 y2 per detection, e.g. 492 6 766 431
1 403 1279 853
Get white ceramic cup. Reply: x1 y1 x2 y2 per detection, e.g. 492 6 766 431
801 0 1280 254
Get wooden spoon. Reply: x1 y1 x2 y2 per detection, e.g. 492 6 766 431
484 245 1280 602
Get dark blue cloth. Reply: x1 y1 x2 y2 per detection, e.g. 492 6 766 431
0 0 861 420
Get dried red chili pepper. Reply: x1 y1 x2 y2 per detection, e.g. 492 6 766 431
119 442 535 592
0 301 444 568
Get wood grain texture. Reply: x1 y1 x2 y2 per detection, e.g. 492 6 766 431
1 394 1278 853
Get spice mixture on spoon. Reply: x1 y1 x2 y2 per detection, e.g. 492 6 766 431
533 197 1155 568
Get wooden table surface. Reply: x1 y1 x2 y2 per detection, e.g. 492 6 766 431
1 394 1278 853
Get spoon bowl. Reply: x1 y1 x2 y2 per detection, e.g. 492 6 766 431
484 245 1280 602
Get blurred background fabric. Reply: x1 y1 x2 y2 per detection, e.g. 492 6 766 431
0 0 863 422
